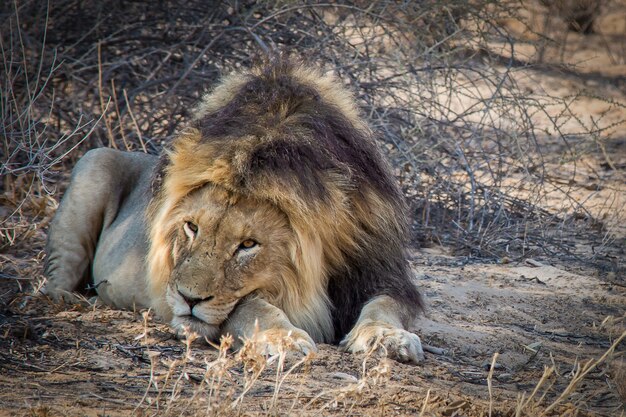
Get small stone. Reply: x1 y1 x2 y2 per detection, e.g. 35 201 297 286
481 360 505 371
329 372 358 382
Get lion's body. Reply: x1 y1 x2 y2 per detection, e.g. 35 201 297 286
45 149 155 310
44 57 425 362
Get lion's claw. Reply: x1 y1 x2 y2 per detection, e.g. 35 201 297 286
341 324 424 364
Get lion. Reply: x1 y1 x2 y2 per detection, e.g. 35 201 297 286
43 57 425 363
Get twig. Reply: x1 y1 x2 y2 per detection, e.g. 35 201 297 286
97 41 116 149
542 330 626 414
487 352 499 417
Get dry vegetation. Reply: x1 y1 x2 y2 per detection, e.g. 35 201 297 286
1 0 625 416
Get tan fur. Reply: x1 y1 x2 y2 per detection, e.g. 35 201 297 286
148 182 334 342
341 295 424 363
44 58 424 362
146 63 375 343
146 58 423 359
43 149 155 310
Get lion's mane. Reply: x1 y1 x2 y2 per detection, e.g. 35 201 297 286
146 57 422 342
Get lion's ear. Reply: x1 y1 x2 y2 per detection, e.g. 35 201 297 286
151 152 170 195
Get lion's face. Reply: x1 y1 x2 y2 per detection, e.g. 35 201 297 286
164 185 295 338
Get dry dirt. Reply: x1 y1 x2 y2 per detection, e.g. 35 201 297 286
0 249 624 416
1 2 626 417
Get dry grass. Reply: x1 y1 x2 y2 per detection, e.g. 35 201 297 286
0 290 623 415
39 305 616 416
120 316 626 415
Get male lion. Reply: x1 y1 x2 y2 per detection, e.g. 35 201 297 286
43 57 425 363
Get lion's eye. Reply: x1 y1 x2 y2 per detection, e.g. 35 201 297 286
239 239 257 250
183 221 198 239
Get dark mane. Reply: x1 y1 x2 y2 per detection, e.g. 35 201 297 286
193 58 401 202
179 57 424 341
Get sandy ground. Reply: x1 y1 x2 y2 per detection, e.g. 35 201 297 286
0 246 624 416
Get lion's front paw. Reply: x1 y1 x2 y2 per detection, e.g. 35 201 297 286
251 328 317 357
341 323 424 364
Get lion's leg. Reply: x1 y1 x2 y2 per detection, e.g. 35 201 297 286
340 295 424 363
221 297 317 356
42 149 125 301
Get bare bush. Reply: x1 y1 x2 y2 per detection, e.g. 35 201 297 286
1 0 623 271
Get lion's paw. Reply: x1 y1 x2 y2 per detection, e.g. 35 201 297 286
252 328 317 357
341 323 424 364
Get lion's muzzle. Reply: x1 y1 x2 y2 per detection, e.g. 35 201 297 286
166 285 239 339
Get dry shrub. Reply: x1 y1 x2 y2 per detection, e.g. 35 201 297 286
0 0 623 270
131 314 320 416
1 2 624 269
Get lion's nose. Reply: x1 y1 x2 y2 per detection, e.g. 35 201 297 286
178 288 214 309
